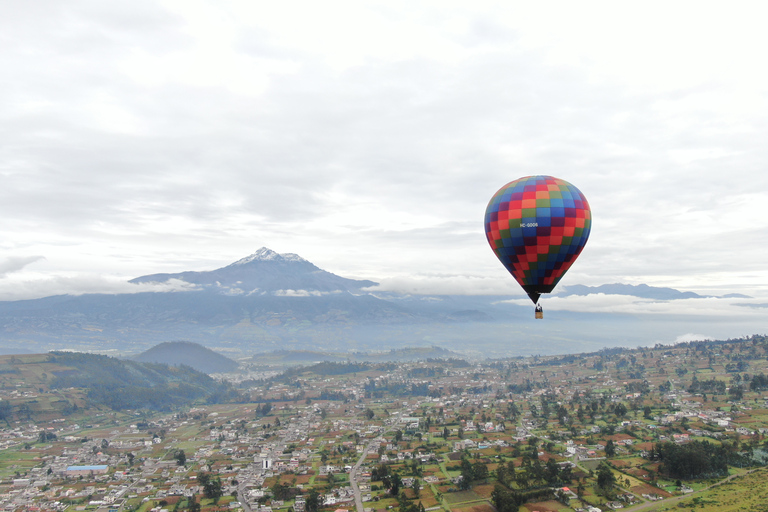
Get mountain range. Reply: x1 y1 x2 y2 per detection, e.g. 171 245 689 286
556 283 751 300
0 248 759 357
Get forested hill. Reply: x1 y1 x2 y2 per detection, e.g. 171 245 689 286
48 351 244 411
133 341 239 374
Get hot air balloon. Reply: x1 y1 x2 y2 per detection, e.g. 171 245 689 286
484 175 591 318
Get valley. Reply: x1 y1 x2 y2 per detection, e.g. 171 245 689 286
1 336 768 511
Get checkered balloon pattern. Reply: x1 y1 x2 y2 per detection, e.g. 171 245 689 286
484 175 591 301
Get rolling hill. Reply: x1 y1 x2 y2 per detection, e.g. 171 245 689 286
134 341 239 373
0 351 243 418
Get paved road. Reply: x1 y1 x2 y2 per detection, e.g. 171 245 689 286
350 444 373 512
238 483 254 512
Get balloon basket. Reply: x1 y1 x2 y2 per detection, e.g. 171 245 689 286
535 310 543 319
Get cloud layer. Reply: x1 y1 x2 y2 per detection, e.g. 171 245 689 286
499 293 768 318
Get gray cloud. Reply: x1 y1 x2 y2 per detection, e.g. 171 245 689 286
0 256 45 277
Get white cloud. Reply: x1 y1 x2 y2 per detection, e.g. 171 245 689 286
0 275 199 301
273 289 342 297
498 293 768 318
673 333 714 344
367 274 518 296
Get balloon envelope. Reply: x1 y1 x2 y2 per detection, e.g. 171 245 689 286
484 175 591 304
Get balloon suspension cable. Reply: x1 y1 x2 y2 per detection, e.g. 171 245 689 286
526 291 541 305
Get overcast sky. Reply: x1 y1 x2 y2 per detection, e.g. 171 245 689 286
2 1 768 321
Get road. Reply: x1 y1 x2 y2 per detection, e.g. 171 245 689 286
238 483 254 512
350 444 373 512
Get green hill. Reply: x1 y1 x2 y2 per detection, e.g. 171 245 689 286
47 351 243 411
133 341 239 374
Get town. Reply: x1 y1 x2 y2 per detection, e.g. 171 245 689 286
2 335 768 512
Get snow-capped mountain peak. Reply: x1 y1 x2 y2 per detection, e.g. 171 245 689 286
232 247 307 265
130 247 375 293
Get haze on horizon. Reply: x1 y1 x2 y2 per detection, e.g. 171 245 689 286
2 1 768 335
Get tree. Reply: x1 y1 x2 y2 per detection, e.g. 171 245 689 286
515 469 529 489
174 449 187 466
492 484 521 512
496 465 509 487
364 408 375 420
605 439 616 457
306 489 322 512
17 403 32 420
198 471 223 503
38 431 57 443
0 400 11 424
209 477 223 503
410 458 423 477
390 472 402 495
544 458 559 485
472 462 488 482
272 482 292 501
260 403 273 416
372 463 390 481
596 464 615 491
653 440 731 479
458 459 473 490
188 497 201 512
